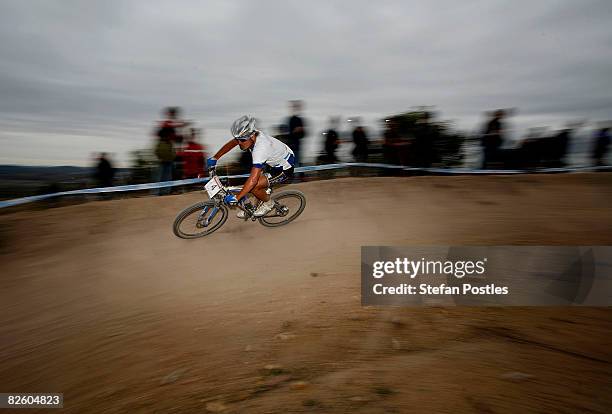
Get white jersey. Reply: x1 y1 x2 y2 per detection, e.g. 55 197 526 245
251 131 295 170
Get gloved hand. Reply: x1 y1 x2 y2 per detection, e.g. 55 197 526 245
206 157 217 171
223 193 238 205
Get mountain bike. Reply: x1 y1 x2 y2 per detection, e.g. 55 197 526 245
172 171 306 239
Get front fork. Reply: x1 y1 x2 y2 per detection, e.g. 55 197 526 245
197 204 221 228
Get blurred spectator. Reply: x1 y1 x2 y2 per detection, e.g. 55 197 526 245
94 152 115 188
481 109 505 169
287 100 307 167
159 106 189 144
273 123 290 146
382 119 404 165
170 108 184 179
157 107 191 181
413 111 436 167
351 118 369 162
177 128 206 179
551 128 571 167
592 126 610 167
154 126 176 195
322 117 340 163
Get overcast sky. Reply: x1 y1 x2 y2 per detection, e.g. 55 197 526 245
0 0 611 167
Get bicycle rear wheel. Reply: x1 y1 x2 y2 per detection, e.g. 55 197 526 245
259 190 306 227
173 201 228 239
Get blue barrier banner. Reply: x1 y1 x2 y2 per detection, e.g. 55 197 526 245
0 163 609 209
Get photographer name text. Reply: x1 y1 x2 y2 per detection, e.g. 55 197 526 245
372 283 509 295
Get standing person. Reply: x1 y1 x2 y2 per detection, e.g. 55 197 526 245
592 126 610 167
94 152 115 188
413 111 436 168
158 107 190 181
481 109 505 169
159 106 189 143
287 100 307 167
383 120 406 165
154 126 176 195
552 128 571 167
323 117 340 163
177 128 206 179
351 118 369 162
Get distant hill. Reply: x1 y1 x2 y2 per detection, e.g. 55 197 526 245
0 165 131 200
0 165 94 181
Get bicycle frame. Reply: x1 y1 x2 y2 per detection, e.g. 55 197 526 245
207 172 259 221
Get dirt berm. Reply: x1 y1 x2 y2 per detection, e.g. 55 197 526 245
1 174 611 413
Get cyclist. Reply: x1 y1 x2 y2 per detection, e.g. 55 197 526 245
207 115 295 218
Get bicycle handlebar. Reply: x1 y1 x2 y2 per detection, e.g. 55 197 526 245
207 170 252 213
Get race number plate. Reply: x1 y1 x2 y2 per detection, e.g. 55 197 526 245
204 176 223 198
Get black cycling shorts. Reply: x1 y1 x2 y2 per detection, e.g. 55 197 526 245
265 166 294 186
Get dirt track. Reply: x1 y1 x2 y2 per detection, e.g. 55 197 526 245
1 174 612 413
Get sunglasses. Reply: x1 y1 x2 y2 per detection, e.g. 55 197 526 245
235 132 254 142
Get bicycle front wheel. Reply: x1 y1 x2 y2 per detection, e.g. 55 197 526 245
259 190 306 227
173 201 228 239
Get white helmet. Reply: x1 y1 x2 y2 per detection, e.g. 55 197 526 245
231 115 257 140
